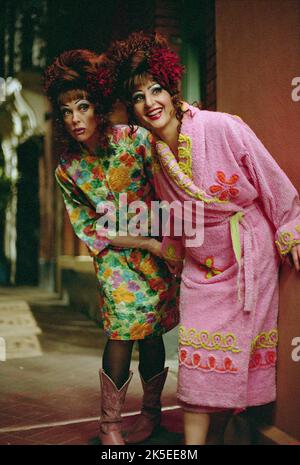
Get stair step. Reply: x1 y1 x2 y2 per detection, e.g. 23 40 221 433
0 300 42 360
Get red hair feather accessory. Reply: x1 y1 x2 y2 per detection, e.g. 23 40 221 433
102 32 185 99
95 66 115 98
148 48 184 93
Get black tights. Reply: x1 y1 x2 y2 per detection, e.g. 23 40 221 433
102 336 165 389
138 337 165 381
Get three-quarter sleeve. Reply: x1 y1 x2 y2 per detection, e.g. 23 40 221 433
55 164 111 257
231 117 300 258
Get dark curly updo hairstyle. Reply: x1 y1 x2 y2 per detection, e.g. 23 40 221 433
43 49 115 153
105 31 185 133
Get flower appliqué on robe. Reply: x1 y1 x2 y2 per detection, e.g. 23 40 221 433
179 348 238 374
209 171 240 201
199 256 223 279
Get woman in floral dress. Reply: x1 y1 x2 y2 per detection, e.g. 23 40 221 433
43 49 179 445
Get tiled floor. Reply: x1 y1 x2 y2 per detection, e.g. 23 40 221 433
0 287 182 445
0 286 260 446
0 410 184 445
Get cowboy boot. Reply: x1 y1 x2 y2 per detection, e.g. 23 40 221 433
124 367 168 444
99 369 133 445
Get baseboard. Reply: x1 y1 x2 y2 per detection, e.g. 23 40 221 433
256 425 300 445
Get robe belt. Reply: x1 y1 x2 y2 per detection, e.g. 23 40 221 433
230 206 256 313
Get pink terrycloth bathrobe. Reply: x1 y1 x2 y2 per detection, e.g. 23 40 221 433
151 104 300 409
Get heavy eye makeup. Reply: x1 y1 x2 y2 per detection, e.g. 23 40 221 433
150 83 163 94
132 83 163 104
61 107 72 118
132 92 145 104
60 100 90 117
77 101 90 111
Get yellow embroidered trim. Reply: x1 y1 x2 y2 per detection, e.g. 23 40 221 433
178 134 193 179
152 159 161 173
151 147 161 173
179 325 242 353
163 244 184 262
157 138 229 204
295 225 300 233
251 329 278 354
275 230 300 256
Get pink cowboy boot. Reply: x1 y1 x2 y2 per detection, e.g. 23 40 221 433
99 369 133 445
124 367 168 444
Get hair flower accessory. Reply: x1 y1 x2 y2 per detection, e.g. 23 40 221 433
148 48 184 93
94 66 115 98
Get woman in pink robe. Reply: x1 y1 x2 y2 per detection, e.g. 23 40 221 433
108 32 300 444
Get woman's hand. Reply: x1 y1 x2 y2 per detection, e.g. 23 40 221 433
290 244 300 271
109 235 162 256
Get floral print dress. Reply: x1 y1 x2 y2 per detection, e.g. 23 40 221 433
55 125 179 340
